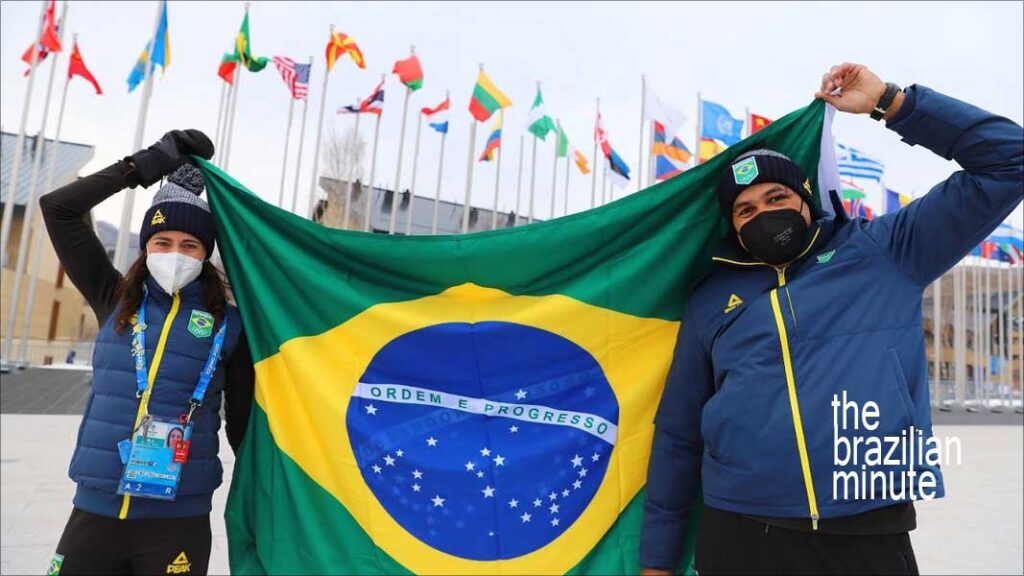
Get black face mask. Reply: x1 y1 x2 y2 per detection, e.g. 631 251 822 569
738 208 809 265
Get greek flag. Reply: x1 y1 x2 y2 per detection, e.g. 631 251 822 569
836 142 885 182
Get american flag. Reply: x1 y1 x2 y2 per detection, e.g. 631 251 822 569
273 56 309 101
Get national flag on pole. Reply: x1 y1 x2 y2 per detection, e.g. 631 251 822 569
700 100 744 146
526 87 556 140
749 112 772 135
272 56 308 100
326 31 366 72
988 222 1024 264
478 114 503 162
468 70 511 122
292 63 311 101
20 0 62 74
644 89 687 144
338 80 385 115
556 125 569 158
218 53 238 85
596 113 630 189
840 180 875 220
573 149 592 175
884 188 912 214
127 0 170 92
231 11 268 73
68 40 103 95
651 122 692 182
697 138 725 164
393 54 424 92
199 97 834 576
835 142 885 182
422 97 450 134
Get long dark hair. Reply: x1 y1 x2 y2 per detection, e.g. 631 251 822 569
113 253 228 335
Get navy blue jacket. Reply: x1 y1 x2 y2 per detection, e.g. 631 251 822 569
40 160 256 520
640 85 1024 569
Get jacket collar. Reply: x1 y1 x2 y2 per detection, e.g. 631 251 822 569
712 216 836 269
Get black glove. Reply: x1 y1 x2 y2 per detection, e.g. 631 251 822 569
127 129 214 188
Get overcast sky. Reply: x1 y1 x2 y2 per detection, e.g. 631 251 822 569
2 1 1022 231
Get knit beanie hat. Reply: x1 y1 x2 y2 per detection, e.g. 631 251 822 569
716 149 816 218
140 163 215 258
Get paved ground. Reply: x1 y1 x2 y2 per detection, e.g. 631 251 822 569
1 368 1022 574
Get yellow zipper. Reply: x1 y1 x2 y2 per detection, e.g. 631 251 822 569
769 288 819 529
119 293 182 520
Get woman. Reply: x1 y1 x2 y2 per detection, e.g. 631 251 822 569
40 129 254 575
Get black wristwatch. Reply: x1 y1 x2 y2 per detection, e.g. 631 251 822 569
871 82 902 121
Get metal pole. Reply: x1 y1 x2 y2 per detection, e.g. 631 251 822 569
277 97 296 207
113 0 165 273
637 74 645 192
222 61 242 171
527 135 538 224
590 98 599 209
431 120 447 235
214 81 227 162
364 98 384 232
0 0 48 269
563 144 571 217
490 110 504 230
932 274 942 405
307 24 335 219
461 120 478 234
343 111 362 228
405 111 423 236
289 56 313 214
549 118 560 220
3 1 67 364
513 135 524 226
389 46 415 235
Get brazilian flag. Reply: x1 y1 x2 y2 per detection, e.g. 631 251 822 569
202 100 831 575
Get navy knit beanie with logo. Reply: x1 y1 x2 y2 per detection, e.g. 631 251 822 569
716 149 817 219
139 163 215 258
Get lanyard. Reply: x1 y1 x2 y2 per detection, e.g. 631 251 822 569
132 288 227 423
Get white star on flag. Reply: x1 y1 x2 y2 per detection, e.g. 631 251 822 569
476 471 484 478
426 437 438 447
412 469 423 479
573 479 583 489
592 453 601 462
562 489 570 497
396 450 404 457
509 425 519 433
372 464 382 474
533 498 542 507
465 461 476 471
432 495 445 507
571 455 583 468
365 404 378 415
520 512 532 523
549 492 558 501
412 483 421 492
579 467 588 478
515 389 527 400
549 503 560 514
482 485 495 498
551 518 561 527
509 499 519 508
383 455 396 466
493 455 506 466
480 447 492 457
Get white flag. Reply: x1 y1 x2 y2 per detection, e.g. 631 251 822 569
644 88 687 141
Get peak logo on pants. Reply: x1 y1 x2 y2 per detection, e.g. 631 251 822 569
166 551 191 574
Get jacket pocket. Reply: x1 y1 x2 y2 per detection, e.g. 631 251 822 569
888 348 916 426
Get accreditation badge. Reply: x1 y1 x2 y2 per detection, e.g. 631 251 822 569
117 415 192 501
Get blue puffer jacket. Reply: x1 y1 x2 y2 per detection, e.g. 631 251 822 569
69 276 242 519
640 85 1023 568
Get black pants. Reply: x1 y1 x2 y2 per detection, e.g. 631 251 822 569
53 507 211 575
695 506 919 575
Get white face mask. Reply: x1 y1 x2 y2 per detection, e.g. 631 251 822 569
146 252 203 295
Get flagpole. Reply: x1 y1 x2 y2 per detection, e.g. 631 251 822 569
637 74 645 192
601 165 608 205
405 109 423 236
277 96 296 207
388 46 415 235
364 73 386 232
590 97 599 209
0 0 48 270
222 65 240 169
562 144 571 217
528 80 541 225
549 118 560 220
999 264 1009 409
462 119 478 233
744 107 751 138
308 24 335 219
983 260 991 407
214 80 226 163
695 92 702 166
343 111 361 228
18 33 75 364
113 0 167 273
514 134 524 226
490 110 504 230
290 56 313 213
4 1 67 365
973 261 982 404
431 92 449 234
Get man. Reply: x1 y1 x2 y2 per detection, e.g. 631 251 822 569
640 63 1023 575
